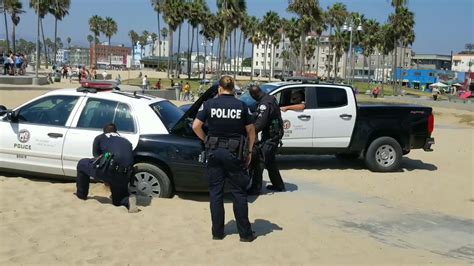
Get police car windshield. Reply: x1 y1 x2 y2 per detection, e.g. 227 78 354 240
240 84 277 109
150 101 184 130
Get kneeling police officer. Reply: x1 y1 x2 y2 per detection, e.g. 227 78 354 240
248 85 285 194
75 123 139 213
192 76 256 242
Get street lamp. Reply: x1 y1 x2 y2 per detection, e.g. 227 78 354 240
343 17 362 84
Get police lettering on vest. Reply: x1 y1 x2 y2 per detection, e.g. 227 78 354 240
210 108 242 119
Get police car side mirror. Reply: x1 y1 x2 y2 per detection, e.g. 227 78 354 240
0 105 6 116
5 110 19 122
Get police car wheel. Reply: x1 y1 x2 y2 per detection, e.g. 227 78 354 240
364 137 402 172
129 163 172 198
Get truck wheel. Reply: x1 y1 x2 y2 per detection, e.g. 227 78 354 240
365 137 402 172
129 163 173 198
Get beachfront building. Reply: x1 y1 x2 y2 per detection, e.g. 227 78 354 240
55 49 70 64
252 33 412 82
411 54 451 70
452 53 474 72
69 47 90 67
90 43 131 68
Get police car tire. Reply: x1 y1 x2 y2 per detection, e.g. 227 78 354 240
364 136 402 172
132 163 172 198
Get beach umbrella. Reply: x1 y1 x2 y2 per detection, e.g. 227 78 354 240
452 83 463 87
429 82 449 88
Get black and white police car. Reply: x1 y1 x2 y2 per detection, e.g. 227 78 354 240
0 81 210 198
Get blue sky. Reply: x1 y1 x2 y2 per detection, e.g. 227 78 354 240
3 0 474 55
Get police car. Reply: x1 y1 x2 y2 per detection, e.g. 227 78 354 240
0 81 210 198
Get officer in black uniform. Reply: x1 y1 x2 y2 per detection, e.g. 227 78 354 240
192 76 256 242
75 123 139 213
248 85 285 194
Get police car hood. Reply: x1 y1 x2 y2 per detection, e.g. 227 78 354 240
171 84 218 133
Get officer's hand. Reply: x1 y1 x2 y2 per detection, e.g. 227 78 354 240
246 153 252 168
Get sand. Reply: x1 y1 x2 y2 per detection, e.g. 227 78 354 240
0 90 473 264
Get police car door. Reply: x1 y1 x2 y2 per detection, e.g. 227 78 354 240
0 95 82 175
271 86 313 148
62 97 139 177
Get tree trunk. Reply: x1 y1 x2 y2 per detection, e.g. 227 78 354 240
233 29 237 80
367 54 371 88
203 40 207 80
327 26 332 78
250 43 255 81
40 19 48 69
167 26 173 78
334 55 338 78
109 37 112 67
300 34 305 75
228 34 231 73
188 24 193 79
218 24 227 76
240 34 246 75
399 46 405 88
3 11 10 53
54 17 58 65
392 41 397 95
157 12 161 58
315 37 320 77
12 24 16 54
176 24 182 78
217 36 221 72
381 54 385 95
132 43 135 70
196 26 200 77
270 42 274 81
263 41 268 79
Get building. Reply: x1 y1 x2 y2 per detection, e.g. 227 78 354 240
133 40 169 68
55 49 70 64
395 69 464 90
252 34 412 81
452 54 474 72
90 43 131 68
69 47 90 67
411 54 451 70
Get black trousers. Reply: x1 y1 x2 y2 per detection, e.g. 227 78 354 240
76 158 130 208
206 148 253 238
250 140 285 192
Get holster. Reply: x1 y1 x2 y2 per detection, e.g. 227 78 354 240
205 136 247 161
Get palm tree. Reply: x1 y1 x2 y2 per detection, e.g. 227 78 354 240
361 19 379 86
128 30 139 68
261 11 280 81
30 0 52 68
376 23 395 95
66 37 71 48
87 34 94 47
284 17 301 72
5 0 24 54
3 0 11 52
247 16 260 80
200 12 218 79
287 0 323 75
188 0 208 79
88 15 103 67
305 37 317 73
160 26 168 57
151 0 163 57
101 16 118 67
150 32 158 56
313 12 327 78
216 0 247 76
49 0 70 64
326 2 348 79
162 0 185 78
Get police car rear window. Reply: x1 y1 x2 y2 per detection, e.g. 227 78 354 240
150 101 184 130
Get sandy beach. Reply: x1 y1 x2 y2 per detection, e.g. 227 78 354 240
0 89 473 264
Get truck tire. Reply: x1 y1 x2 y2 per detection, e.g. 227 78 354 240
364 137 402 172
129 163 173 198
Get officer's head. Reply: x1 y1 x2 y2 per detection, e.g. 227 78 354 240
249 85 264 101
218 75 234 95
103 123 117 133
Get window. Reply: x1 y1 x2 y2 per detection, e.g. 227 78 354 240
276 53 279 58
150 101 184 130
273 88 306 107
18 95 78 126
268 53 271 58
77 98 135 132
255 61 259 66
316 87 347 108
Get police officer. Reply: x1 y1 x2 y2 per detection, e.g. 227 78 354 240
192 76 256 242
75 123 139 213
248 85 285 194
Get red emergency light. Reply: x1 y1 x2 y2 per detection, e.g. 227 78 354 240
78 80 119 93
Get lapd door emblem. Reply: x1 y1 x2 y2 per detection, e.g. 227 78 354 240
283 120 291 129
18 129 31 143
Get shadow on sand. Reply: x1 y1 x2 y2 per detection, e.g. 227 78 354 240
276 155 437 172
224 219 283 238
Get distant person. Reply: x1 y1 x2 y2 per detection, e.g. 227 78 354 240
372 86 381 98
281 90 305 112
142 75 148 90
154 78 161 90
0 53 5 75
138 71 142 78
102 70 108 80
432 87 440 101
183 82 191 101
